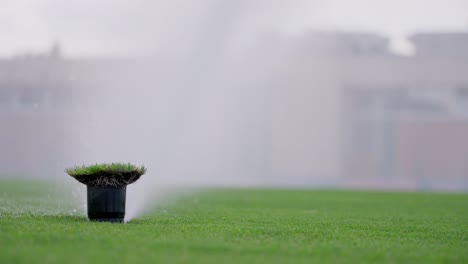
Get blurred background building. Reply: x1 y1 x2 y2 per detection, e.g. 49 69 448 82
1 31 467 190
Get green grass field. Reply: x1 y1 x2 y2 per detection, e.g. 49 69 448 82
1 180 467 263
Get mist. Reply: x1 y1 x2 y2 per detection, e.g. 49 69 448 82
68 1 323 218
1 0 468 220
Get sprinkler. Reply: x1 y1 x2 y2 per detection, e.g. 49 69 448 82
66 163 146 223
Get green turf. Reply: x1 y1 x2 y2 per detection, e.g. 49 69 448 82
0 179 467 263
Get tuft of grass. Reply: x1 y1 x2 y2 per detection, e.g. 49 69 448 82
65 163 146 187
66 163 146 176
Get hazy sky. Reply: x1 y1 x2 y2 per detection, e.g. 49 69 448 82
1 0 467 57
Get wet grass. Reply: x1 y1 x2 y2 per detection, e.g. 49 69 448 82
0 179 467 263
65 163 146 187
66 163 146 177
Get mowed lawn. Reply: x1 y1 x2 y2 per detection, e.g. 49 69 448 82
0 180 467 263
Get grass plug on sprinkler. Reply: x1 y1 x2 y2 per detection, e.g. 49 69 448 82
66 163 146 223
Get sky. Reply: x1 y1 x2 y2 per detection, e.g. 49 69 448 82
0 0 467 57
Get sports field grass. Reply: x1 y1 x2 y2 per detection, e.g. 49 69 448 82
0 179 467 263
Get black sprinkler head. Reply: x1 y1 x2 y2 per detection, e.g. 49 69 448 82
66 163 146 223
87 186 126 222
